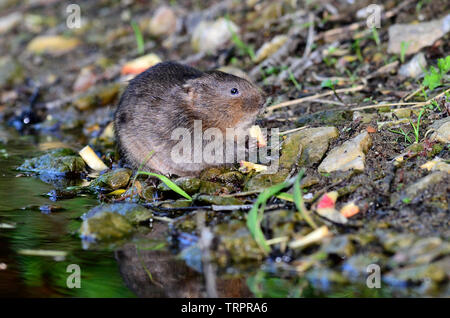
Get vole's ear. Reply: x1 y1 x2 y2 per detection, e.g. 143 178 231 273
182 82 198 108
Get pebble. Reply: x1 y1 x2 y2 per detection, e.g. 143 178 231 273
421 158 450 174
388 15 450 55
398 53 427 78
73 67 97 92
73 82 121 111
318 131 372 173
392 108 412 119
280 126 339 168
148 6 177 37
0 12 22 34
191 18 239 53
26 35 80 55
429 117 450 144
254 35 288 63
391 171 448 204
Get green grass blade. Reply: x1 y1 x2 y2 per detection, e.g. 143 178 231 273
293 170 317 229
136 171 192 201
225 15 255 61
246 179 294 254
276 192 294 202
131 20 145 55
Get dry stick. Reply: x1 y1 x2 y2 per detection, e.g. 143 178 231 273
351 102 419 111
222 190 261 197
279 126 310 136
302 13 315 60
266 236 289 245
404 87 423 101
310 98 346 106
265 84 365 112
363 61 399 81
351 87 450 111
211 204 285 212
152 215 174 223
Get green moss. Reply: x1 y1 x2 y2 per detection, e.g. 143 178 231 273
89 168 132 191
80 212 133 241
196 195 244 206
18 148 85 175
244 170 289 191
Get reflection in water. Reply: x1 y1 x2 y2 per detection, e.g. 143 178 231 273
115 223 252 297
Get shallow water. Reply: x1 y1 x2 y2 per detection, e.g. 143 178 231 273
0 128 136 297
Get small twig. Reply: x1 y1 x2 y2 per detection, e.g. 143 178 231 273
279 126 310 136
277 13 316 83
212 203 287 212
352 102 419 111
211 204 254 211
266 236 289 245
311 98 346 106
363 61 399 81
265 84 365 112
404 86 423 101
302 13 315 60
351 87 450 111
221 190 261 197
152 215 174 223
144 205 202 211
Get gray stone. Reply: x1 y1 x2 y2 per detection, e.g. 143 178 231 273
148 6 177 37
429 117 450 144
391 171 448 204
318 131 372 173
191 18 239 53
0 12 22 34
388 15 450 55
281 127 339 168
398 53 427 78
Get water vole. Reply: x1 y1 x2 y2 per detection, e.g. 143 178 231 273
114 61 265 176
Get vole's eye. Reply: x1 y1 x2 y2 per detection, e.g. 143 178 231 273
230 88 239 95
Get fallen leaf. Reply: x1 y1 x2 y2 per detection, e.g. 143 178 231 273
249 125 267 147
289 226 330 249
317 191 338 209
340 202 360 218
316 207 348 224
367 126 377 133
27 35 80 55
107 189 126 196
239 161 268 173
121 54 162 76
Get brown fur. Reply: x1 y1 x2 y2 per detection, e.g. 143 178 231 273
114 61 264 176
